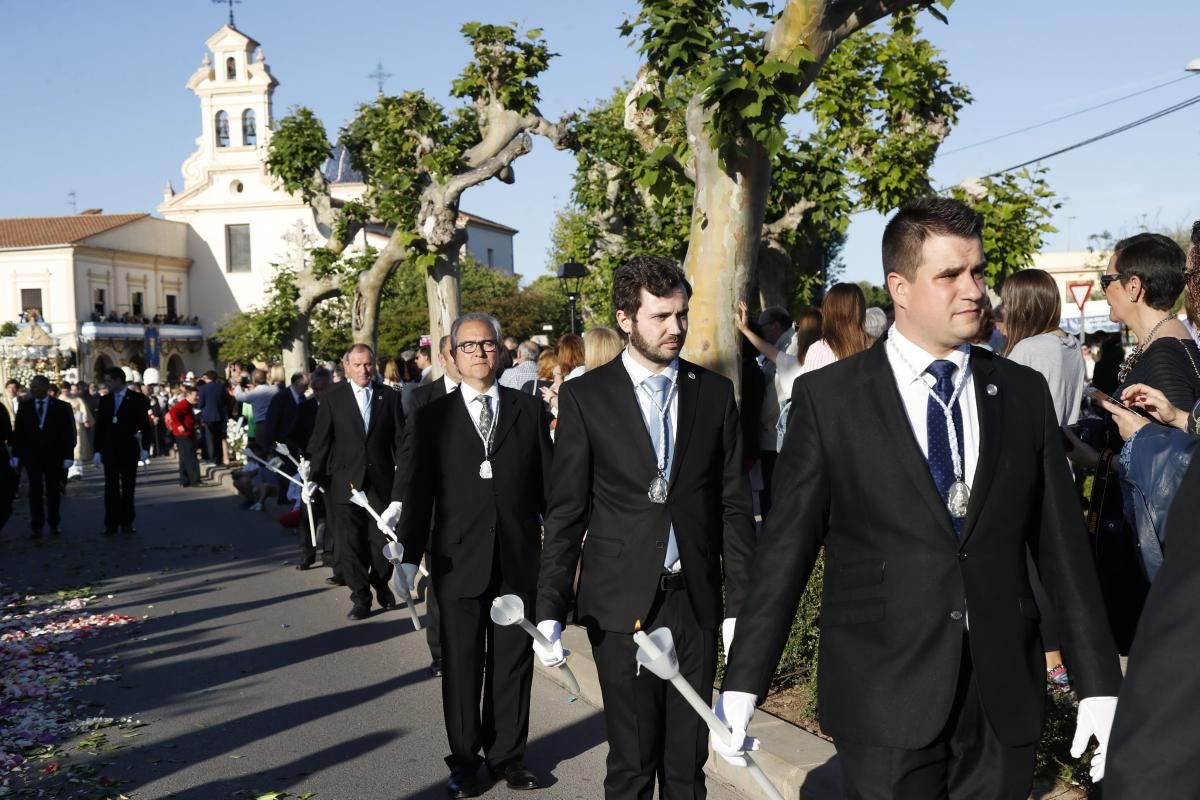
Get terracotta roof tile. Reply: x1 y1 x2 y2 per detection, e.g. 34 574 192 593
0 214 149 248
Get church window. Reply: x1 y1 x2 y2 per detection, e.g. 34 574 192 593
215 111 230 148
242 109 257 146
226 57 236 80
131 291 144 317
226 224 252 273
93 288 106 315
166 294 178 319
20 288 42 319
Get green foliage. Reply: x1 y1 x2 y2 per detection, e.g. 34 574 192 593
949 167 1059 288
452 23 556 115
211 311 278 366
310 296 354 362
857 281 893 311
0 321 17 337
265 107 332 201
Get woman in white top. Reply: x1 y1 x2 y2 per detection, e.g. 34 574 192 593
798 282 872 376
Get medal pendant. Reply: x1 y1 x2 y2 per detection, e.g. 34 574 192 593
948 480 970 519
479 460 493 480
648 473 668 504
112 416 118 424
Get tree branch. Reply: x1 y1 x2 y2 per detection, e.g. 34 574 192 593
444 131 533 203
762 198 817 239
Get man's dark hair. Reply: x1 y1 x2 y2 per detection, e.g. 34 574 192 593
103 367 126 383
758 306 792 331
417 345 431 359
611 255 692 318
203 370 219 381
882 197 984 282
5 379 18 389
289 371 306 386
1112 232 1186 311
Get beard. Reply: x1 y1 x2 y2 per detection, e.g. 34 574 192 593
629 320 683 366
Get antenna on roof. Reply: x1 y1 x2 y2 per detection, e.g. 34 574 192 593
369 60 392 95
67 191 77 214
212 0 242 27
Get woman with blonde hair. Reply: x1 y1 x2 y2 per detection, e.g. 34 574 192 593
583 326 622 372
799 282 872 375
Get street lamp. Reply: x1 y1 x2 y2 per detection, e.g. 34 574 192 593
557 260 588 335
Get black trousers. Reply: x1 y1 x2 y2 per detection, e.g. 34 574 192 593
175 434 201 486
25 463 63 531
439 564 533 772
202 420 226 465
835 638 1036 800
326 501 393 609
103 456 139 530
423 573 442 661
0 466 15 533
589 577 716 800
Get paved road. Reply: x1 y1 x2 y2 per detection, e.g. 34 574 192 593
1 458 746 800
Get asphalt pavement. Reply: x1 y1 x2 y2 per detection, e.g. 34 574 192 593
0 456 747 800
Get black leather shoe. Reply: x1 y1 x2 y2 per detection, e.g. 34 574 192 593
427 658 443 677
295 561 315 571
347 605 370 621
446 766 479 798
325 576 347 586
121 525 137 534
50 527 62 536
102 528 116 536
378 593 396 610
490 762 541 790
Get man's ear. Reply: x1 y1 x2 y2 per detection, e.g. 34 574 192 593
885 272 906 310
615 309 633 335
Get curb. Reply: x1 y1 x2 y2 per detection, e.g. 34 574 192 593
536 625 842 800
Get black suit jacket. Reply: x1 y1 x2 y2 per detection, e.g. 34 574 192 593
94 390 153 464
395 378 454 500
197 380 228 422
13 397 75 466
262 387 303 454
295 396 320 459
1106 454 1200 797
398 385 553 601
307 380 406 507
721 338 1122 749
537 357 755 633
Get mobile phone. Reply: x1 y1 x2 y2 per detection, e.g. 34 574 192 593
1085 386 1153 419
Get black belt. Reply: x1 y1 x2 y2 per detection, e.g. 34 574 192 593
658 571 686 592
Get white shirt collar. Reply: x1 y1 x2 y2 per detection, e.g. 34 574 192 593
621 348 679 388
351 381 372 396
887 325 970 385
443 375 460 394
459 380 499 407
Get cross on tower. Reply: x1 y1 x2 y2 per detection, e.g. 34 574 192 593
368 60 392 95
213 0 242 27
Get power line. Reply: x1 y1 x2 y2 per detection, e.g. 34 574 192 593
983 92 1200 178
943 72 1199 156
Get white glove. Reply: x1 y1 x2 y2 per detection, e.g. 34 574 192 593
298 459 311 480
62 459 73 469
533 620 567 668
8 457 17 469
300 481 318 504
396 562 419 592
93 453 102 466
712 691 760 767
722 618 736 656
1071 695 1118 782
377 501 403 535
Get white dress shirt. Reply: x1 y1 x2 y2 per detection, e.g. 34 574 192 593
458 380 500 440
621 349 681 572
443 375 460 395
351 382 372 429
885 325 980 487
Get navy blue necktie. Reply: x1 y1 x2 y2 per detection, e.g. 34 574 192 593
926 359 965 536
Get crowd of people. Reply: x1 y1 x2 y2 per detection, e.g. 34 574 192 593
3 202 1199 799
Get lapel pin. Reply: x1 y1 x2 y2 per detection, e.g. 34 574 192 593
986 384 998 396
687 372 696 380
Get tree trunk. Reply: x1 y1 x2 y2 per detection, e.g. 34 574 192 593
756 243 791 311
351 239 408 350
424 254 461 379
680 96 771 398
281 312 310 377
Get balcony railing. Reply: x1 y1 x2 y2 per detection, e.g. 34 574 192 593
80 321 204 341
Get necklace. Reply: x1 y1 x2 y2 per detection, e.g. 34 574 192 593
1118 315 1175 384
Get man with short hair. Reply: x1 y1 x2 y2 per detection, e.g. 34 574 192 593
398 313 553 798
295 367 336 573
93 367 153 535
167 385 202 487
415 345 434 384
715 197 1122 798
197 370 228 464
537 256 755 799
498 340 540 391
234 369 280 436
262 372 309 499
306 344 407 620
12 375 75 538
2 379 22 428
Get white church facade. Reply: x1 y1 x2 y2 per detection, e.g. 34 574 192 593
0 23 516 385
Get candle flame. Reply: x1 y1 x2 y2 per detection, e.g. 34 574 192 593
633 619 642 632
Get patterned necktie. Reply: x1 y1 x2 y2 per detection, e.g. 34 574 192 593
358 386 371 432
476 394 494 448
925 359 965 536
643 374 679 568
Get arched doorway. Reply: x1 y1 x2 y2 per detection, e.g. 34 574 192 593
166 354 185 383
92 355 112 381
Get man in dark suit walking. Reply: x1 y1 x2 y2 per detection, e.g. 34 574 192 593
397 314 553 798
537 257 755 800
262 371 308 502
12 375 76 538
196 371 228 464
397 334 461 677
294 367 336 574
306 344 406 620
93 367 152 535
714 198 1122 798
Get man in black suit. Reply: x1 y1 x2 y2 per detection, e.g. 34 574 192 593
93 367 153 535
11 375 75 538
306 344 406 620
537 256 755 799
714 198 1122 798
396 314 553 798
397 334 461 676
196 371 229 464
294 367 335 573
262 371 308 502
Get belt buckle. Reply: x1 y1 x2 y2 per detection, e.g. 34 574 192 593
658 571 679 591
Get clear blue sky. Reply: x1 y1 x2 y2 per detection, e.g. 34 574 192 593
3 1 1198 290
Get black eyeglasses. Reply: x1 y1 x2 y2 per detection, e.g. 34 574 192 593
1099 274 1122 291
456 339 498 354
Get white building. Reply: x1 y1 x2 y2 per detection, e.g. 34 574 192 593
0 22 517 384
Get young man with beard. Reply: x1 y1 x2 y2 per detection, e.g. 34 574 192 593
536 256 755 798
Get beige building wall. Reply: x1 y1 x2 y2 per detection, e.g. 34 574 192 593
1031 250 1111 303
0 246 74 332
